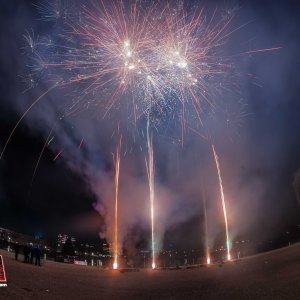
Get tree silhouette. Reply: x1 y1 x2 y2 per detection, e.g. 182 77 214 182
61 238 75 256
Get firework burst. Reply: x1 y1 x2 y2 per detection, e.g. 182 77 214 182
22 0 239 128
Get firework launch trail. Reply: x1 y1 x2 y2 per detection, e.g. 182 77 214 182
146 119 156 269
113 137 122 269
212 144 231 261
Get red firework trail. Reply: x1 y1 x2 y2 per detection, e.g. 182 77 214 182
78 138 84 149
53 149 63 161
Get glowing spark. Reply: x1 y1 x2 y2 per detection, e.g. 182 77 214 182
113 137 122 270
212 144 231 261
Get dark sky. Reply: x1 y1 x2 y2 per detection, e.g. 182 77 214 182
0 0 300 250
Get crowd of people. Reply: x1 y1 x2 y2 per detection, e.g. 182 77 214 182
14 243 43 266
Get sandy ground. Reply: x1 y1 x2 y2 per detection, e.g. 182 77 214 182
0 244 300 300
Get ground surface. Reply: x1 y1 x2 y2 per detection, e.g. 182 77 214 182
0 243 300 300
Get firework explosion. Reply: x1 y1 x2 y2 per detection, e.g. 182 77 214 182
21 0 238 127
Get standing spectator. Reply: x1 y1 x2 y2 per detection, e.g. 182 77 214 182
23 244 30 263
35 245 42 266
30 244 35 264
14 243 20 261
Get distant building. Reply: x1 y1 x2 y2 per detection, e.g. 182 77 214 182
57 234 76 252
71 236 76 244
57 233 68 249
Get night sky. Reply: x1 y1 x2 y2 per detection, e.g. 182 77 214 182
0 0 300 250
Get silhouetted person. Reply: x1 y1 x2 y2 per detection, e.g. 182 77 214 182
23 245 30 263
35 245 42 266
15 243 20 260
30 244 35 264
